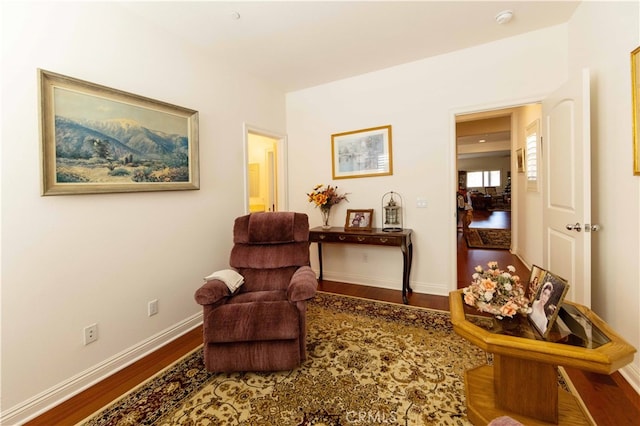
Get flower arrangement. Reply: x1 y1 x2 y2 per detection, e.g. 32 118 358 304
463 261 531 319
306 184 349 210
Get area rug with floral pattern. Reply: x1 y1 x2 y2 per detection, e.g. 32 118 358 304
79 292 497 425
465 228 511 250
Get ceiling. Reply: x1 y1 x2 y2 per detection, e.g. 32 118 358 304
118 1 580 92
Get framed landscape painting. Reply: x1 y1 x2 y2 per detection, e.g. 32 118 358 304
38 69 199 195
331 125 392 179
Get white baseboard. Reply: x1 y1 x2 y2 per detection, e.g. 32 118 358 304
1 313 203 426
317 271 450 297
619 362 640 395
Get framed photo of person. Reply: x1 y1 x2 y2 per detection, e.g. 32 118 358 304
344 209 373 231
526 265 547 302
528 271 570 339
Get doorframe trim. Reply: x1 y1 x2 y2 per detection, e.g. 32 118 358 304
243 123 289 214
449 95 543 293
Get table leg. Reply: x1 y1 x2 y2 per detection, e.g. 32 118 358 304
317 242 323 280
494 355 558 423
401 241 413 304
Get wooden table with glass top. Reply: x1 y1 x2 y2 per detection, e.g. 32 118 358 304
449 289 636 425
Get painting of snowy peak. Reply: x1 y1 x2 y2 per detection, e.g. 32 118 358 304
55 115 189 182
39 69 199 195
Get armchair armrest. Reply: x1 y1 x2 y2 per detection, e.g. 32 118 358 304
287 266 318 302
194 279 231 305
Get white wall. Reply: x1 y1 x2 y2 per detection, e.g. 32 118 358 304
513 104 543 268
566 0 640 390
1 2 285 422
287 25 567 296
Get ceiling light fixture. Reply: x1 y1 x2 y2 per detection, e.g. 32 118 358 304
495 10 513 25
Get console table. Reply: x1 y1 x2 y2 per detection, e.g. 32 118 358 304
449 289 636 425
309 227 413 303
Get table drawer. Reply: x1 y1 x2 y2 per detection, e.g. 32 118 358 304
313 233 401 246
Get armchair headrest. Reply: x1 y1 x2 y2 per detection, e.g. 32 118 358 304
234 212 309 244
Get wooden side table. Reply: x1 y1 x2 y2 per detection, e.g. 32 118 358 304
449 289 636 425
309 227 413 303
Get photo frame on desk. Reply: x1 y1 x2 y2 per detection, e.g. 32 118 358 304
344 209 373 231
331 125 392 179
528 271 569 339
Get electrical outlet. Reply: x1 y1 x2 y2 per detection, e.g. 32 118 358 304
363 253 369 263
84 324 98 345
148 299 159 317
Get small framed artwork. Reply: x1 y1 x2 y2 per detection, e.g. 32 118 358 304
331 125 392 179
632 46 640 175
344 209 374 231
516 148 525 173
528 271 570 339
39 69 199 195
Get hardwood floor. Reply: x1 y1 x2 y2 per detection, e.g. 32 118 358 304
27 211 638 425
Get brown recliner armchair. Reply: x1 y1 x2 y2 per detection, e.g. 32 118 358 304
194 212 318 372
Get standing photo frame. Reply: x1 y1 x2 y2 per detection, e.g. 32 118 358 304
39 69 199 195
526 264 546 302
632 46 640 175
344 209 374 231
528 271 570 339
331 125 392 179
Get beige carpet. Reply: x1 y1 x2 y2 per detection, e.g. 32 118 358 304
78 293 506 425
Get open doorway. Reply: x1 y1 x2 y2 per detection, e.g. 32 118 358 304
245 125 288 214
455 105 540 289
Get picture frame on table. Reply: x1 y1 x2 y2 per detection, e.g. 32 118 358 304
331 125 392 179
38 69 199 195
528 271 570 339
526 264 547 302
344 209 374 231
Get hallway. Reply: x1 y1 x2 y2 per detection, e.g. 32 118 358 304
457 209 527 289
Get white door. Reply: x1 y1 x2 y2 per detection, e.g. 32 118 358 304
541 68 592 306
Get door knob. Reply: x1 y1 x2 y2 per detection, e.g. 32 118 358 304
566 223 582 232
585 223 601 232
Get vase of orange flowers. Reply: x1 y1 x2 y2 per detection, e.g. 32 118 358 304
307 184 349 229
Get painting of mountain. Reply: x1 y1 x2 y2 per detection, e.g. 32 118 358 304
39 69 199 195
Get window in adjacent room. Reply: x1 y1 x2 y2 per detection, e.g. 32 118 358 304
467 170 501 189
525 119 540 191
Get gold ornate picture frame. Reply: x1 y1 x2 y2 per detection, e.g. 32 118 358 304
632 46 640 175
39 69 199 195
331 125 392 179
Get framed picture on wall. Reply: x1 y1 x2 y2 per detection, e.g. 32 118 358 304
331 125 392 179
632 46 640 175
38 69 200 195
516 148 525 173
